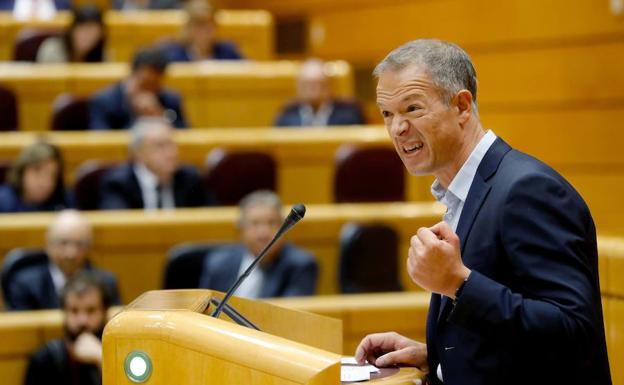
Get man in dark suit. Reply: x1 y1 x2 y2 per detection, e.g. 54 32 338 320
274 58 365 127
5 210 120 311
161 0 243 62
24 272 111 385
354 39 611 385
199 190 317 298
99 117 211 210
88 47 187 130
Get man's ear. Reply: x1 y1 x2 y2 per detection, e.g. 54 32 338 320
454 90 474 126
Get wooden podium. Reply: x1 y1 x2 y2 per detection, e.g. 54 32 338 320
102 290 423 384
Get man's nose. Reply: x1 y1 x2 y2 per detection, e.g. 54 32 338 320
390 117 409 136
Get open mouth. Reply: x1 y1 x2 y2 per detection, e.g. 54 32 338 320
402 142 424 154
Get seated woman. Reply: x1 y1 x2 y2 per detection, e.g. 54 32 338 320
161 0 243 62
0 140 72 213
36 5 106 63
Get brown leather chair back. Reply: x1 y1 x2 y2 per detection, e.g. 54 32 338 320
334 145 405 202
204 149 276 206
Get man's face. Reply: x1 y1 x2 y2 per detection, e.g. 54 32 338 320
133 67 163 94
189 16 215 48
64 289 106 341
136 125 179 182
297 65 330 108
376 65 464 183
240 204 283 260
47 220 92 278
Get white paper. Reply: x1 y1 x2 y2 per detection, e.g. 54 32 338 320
340 357 380 381
341 365 371 382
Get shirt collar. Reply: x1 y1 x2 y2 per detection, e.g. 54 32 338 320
431 130 497 202
133 162 159 189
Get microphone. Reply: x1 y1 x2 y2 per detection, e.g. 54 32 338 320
210 204 306 318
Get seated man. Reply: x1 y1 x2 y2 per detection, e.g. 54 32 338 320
24 272 112 385
199 190 318 298
4 210 120 310
89 47 187 129
99 117 211 210
275 58 365 127
162 0 243 62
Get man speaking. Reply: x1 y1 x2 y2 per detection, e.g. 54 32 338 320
355 39 611 385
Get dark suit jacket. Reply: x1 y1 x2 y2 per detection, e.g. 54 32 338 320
25 339 101 385
5 262 121 311
0 0 70 10
198 243 318 297
88 81 187 130
426 138 611 385
112 0 181 9
163 41 243 62
0 184 72 213
99 163 211 210
274 100 365 127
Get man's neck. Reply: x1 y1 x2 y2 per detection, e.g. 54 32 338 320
436 124 486 188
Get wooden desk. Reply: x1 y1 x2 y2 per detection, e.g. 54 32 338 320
0 60 353 131
0 292 427 385
0 9 273 61
0 123 621 231
0 203 445 301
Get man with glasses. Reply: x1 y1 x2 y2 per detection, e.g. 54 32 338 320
5 210 120 310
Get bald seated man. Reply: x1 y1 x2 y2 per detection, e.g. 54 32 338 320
99 117 213 210
5 210 120 310
275 58 365 127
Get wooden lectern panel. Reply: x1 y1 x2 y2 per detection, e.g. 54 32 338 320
103 290 342 385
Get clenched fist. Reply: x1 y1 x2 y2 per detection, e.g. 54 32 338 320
407 221 470 298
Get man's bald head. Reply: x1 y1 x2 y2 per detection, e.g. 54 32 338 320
297 58 331 110
46 210 93 278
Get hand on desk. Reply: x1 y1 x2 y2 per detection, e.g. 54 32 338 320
355 332 428 372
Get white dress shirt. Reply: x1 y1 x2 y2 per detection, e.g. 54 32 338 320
48 262 66 296
298 102 334 126
13 0 57 20
133 163 175 210
429 130 497 382
234 251 265 299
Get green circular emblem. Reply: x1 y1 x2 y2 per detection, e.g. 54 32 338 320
124 351 152 383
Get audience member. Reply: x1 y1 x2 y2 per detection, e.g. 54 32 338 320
113 0 181 10
89 47 187 130
0 140 72 213
99 117 211 210
37 5 106 63
24 272 111 385
275 58 365 127
161 0 242 62
2 0 71 20
199 190 318 298
4 210 121 310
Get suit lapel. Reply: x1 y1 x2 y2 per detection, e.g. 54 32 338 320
437 138 511 322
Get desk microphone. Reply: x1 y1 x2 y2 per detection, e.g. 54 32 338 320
210 204 306 318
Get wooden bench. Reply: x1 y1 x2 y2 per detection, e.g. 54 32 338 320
0 9 274 61
0 60 353 131
0 202 445 301
0 124 621 231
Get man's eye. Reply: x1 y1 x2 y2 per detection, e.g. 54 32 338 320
381 111 392 118
406 105 420 112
